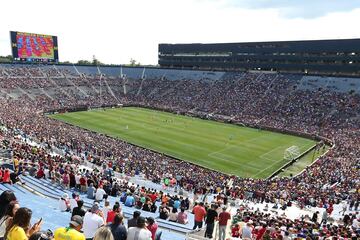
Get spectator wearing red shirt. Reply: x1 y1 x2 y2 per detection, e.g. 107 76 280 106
231 224 240 238
192 202 206 230
2 169 11 184
146 217 158 240
0 167 4 183
36 168 45 179
79 175 87 193
256 224 267 240
106 204 120 223
218 207 231 240
149 192 157 203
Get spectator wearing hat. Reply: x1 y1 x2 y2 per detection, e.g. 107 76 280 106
59 193 70 212
127 217 152 240
83 204 104 240
54 215 85 240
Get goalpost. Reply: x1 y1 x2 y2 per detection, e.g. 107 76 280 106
284 146 300 161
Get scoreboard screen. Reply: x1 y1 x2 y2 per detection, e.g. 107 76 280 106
10 31 59 63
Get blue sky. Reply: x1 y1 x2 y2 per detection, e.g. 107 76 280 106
0 0 359 64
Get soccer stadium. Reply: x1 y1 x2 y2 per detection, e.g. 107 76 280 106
0 1 359 240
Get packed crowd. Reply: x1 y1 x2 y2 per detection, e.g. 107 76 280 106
229 204 359 240
0 189 163 240
0 65 359 239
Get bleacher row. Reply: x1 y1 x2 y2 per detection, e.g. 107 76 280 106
0 64 226 82
2 63 360 94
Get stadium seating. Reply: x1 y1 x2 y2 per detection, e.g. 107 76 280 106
0 63 359 239
0 180 187 240
299 75 360 93
20 175 195 232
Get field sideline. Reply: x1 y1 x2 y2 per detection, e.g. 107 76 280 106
50 107 317 178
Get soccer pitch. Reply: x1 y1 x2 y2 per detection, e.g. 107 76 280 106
50 107 317 178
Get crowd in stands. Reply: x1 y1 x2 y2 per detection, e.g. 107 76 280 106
229 204 359 240
0 65 359 239
0 189 160 240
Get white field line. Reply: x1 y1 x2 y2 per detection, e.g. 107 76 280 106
214 155 258 170
207 134 278 172
259 145 285 160
256 146 288 174
254 142 316 178
208 152 262 171
126 124 266 172
207 145 235 158
252 158 285 178
207 134 272 158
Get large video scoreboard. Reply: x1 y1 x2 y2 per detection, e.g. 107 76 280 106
10 31 59 63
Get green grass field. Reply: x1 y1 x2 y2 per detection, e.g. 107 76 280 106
50 107 317 178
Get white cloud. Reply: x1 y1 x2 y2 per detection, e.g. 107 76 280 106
219 0 360 18
0 0 359 65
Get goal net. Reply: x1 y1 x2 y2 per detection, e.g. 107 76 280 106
284 146 300 161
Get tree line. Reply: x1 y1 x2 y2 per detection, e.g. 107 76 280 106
0 55 142 67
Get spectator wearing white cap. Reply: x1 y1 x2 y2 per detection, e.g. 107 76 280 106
59 193 70 212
